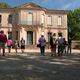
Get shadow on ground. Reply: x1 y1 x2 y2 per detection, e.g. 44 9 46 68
0 52 80 80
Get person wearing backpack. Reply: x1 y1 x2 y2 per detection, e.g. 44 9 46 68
20 38 25 53
57 34 64 56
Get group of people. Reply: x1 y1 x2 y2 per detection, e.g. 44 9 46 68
0 30 25 56
0 30 72 56
13 38 25 53
38 33 72 56
57 34 72 56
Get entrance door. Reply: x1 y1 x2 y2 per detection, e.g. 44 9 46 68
8 32 12 39
27 31 33 45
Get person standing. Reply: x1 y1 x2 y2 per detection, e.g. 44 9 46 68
63 38 67 54
20 38 25 53
57 34 64 56
0 30 7 56
14 40 18 53
0 31 1 53
7 38 13 53
39 35 46 56
67 38 72 54
49 34 54 56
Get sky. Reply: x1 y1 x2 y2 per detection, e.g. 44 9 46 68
0 0 80 10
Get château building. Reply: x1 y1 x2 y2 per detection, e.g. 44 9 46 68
0 2 68 45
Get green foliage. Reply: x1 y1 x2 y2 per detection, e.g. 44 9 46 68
68 9 80 40
0 2 11 8
75 45 80 49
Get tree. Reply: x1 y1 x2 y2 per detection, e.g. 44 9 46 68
68 9 80 40
0 2 11 8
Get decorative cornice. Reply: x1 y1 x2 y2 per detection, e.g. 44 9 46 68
45 27 68 30
0 26 12 28
17 24 43 27
45 10 67 14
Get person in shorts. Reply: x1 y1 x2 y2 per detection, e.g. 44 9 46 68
0 30 7 56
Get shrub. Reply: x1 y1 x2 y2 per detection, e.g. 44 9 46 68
75 45 80 49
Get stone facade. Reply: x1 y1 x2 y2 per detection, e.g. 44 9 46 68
0 2 68 45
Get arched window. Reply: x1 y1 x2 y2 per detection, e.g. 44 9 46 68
0 15 2 23
8 15 12 24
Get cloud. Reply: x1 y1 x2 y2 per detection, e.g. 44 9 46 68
33 0 72 10
35 0 80 10
60 3 73 10
70 0 80 9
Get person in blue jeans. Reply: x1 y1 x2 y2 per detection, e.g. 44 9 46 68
39 35 46 56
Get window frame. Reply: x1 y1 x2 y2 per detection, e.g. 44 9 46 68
57 16 62 26
41 14 44 24
27 13 33 25
47 15 52 26
8 15 12 24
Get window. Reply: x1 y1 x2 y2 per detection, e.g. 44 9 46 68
27 13 33 25
48 32 52 42
47 16 52 25
15 31 18 40
41 14 44 24
0 15 2 23
8 15 12 24
16 13 19 24
58 16 62 25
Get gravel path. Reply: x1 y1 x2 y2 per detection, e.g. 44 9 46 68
0 52 80 80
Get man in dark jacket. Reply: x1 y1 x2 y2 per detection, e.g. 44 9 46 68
49 34 54 56
67 38 72 54
0 30 7 56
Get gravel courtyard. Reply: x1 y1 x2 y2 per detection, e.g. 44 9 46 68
0 52 80 80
